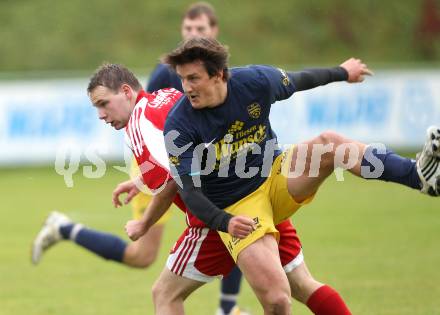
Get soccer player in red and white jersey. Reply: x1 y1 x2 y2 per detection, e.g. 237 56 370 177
88 63 353 315
32 5 249 315
32 2 225 289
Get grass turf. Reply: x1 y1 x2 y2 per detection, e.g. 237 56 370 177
1 165 439 315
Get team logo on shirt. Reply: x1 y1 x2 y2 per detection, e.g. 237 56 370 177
147 88 182 108
169 155 180 166
278 68 290 86
213 123 267 170
227 120 244 135
247 103 261 119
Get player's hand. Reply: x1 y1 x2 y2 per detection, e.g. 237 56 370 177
112 180 140 208
340 58 373 83
125 219 148 241
227 215 256 239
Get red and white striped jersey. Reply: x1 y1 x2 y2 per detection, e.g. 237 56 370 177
125 89 180 189
124 89 205 227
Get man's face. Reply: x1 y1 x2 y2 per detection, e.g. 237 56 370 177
181 14 218 40
176 60 223 109
89 86 133 130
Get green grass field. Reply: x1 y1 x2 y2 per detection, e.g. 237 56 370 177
1 165 439 315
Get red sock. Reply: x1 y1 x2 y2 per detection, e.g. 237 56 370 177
306 285 352 315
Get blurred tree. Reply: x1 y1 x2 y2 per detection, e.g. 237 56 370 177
0 0 438 73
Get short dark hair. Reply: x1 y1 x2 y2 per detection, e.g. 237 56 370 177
184 2 218 27
163 37 229 81
87 63 142 94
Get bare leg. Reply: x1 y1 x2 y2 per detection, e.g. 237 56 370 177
152 267 205 315
286 261 352 314
237 234 291 315
123 224 164 268
286 262 322 303
287 131 366 202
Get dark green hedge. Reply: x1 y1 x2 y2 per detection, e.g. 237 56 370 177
1 0 439 73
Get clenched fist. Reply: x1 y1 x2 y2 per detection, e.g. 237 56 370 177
227 215 256 239
340 58 373 83
125 219 148 241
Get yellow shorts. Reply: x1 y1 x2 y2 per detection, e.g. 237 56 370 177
219 147 314 261
130 159 172 225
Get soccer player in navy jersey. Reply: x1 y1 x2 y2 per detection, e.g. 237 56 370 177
143 4 250 315
84 64 350 315
86 63 354 315
156 37 440 315
115 49 375 313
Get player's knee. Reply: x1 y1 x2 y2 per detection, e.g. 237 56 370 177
262 291 291 313
314 130 344 168
133 251 157 268
153 276 183 302
152 281 161 302
317 130 344 147
124 243 159 268
152 280 169 305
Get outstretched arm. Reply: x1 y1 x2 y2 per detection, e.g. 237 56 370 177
289 58 373 91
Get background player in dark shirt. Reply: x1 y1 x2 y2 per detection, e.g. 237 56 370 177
146 1 218 93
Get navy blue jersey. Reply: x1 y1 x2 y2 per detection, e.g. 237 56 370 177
146 63 183 93
164 65 296 209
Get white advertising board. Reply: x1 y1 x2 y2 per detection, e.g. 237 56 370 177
0 71 439 166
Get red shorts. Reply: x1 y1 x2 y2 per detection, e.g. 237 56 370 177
166 220 303 282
